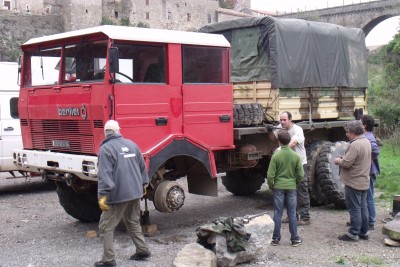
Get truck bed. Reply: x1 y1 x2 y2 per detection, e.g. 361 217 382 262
233 81 367 122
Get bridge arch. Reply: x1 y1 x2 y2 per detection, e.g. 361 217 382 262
279 0 400 39
363 15 395 36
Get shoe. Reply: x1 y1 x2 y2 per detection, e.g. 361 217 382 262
298 219 310 225
94 260 116 267
282 216 289 223
271 239 279 246
369 224 375 230
359 235 369 240
338 234 358 242
130 252 151 261
292 239 303 247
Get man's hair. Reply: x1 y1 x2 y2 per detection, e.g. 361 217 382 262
281 111 292 120
277 130 291 145
344 120 364 135
360 115 375 132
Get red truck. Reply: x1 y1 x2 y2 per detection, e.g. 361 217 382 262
14 17 368 222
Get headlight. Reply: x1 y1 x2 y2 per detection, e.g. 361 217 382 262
82 160 97 177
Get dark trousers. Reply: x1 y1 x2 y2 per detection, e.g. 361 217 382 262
297 164 311 220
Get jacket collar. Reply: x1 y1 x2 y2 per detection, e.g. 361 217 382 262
101 133 122 145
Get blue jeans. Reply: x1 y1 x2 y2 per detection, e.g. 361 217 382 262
367 175 377 226
345 185 369 239
272 189 299 241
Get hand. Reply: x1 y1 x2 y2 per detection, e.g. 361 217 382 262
98 195 110 211
143 184 147 196
334 157 341 165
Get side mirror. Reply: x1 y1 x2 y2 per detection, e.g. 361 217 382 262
108 47 119 73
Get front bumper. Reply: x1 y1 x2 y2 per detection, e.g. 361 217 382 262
13 149 98 181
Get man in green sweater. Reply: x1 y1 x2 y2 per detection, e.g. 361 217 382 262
267 130 304 247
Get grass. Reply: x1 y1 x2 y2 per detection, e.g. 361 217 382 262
335 256 345 265
375 141 400 203
356 255 385 265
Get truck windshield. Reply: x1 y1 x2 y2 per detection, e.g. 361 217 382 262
182 46 229 84
63 41 107 83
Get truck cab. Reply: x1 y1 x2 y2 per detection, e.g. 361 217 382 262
14 26 233 222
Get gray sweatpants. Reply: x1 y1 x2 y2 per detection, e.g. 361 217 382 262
99 198 149 262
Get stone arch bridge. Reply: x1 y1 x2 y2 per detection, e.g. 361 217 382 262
278 0 400 37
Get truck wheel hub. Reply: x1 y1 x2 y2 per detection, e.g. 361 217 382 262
153 181 185 212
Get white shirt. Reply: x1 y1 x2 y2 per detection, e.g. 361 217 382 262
275 123 307 165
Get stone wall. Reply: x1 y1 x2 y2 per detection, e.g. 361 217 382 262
0 0 243 60
103 0 220 31
66 0 102 31
0 11 63 61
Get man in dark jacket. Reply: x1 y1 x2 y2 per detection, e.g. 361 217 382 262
95 120 150 267
361 115 380 230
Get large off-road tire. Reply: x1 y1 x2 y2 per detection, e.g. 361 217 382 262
316 141 349 209
56 183 101 222
233 103 264 127
222 158 268 195
306 141 331 206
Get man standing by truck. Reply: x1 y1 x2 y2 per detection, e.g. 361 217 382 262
276 112 311 225
360 115 380 230
268 130 304 247
95 120 151 267
334 120 371 242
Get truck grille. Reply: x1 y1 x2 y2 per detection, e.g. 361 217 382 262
30 120 94 154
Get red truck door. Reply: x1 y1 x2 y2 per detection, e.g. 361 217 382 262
181 45 233 149
112 43 181 153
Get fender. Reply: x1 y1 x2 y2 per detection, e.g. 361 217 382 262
145 135 215 179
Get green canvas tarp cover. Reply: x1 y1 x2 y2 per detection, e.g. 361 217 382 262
200 16 368 89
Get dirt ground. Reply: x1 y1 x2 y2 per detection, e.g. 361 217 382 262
0 173 399 267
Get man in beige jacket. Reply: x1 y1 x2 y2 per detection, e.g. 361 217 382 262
334 120 371 242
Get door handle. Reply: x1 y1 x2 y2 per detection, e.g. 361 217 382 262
4 127 14 131
108 94 114 119
155 117 168 126
220 115 231 123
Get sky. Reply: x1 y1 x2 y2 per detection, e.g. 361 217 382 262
251 0 400 47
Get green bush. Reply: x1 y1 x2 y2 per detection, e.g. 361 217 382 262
135 21 150 28
120 17 130 26
101 17 115 25
375 141 400 202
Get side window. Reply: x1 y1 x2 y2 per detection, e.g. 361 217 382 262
114 43 166 83
182 46 229 84
63 41 108 83
10 97 19 119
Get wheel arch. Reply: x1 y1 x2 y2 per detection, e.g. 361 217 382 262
148 138 218 197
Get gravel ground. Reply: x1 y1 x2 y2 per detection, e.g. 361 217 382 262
0 173 399 267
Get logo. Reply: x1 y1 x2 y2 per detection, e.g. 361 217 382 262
81 104 87 120
58 107 80 116
121 146 130 153
57 104 87 120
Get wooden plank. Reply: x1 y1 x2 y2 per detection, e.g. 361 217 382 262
232 81 367 122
